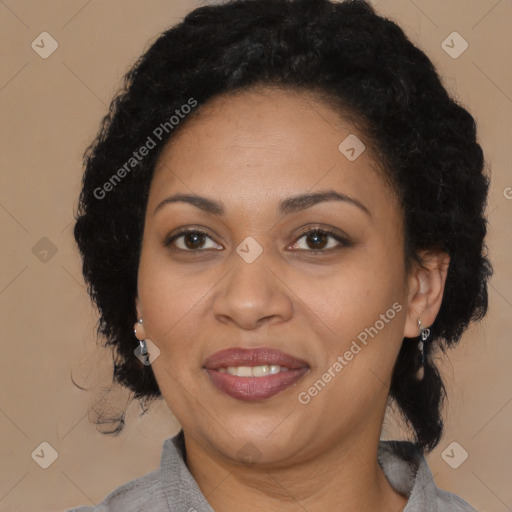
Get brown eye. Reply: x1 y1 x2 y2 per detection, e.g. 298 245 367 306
182 232 206 250
165 229 222 251
305 231 329 250
164 226 349 254
291 228 349 252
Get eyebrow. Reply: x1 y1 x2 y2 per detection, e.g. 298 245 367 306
153 189 371 218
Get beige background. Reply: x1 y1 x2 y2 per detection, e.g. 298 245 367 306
0 0 511 511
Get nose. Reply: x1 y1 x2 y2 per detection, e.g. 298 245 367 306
211 251 294 330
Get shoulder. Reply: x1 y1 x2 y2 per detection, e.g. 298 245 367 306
63 467 167 512
64 431 213 512
434 487 480 512
378 440 479 512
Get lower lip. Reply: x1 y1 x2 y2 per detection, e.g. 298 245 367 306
205 367 309 401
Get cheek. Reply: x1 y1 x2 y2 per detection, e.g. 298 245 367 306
136 250 208 356
304 253 404 332
294 253 407 393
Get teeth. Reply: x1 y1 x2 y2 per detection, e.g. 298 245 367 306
236 366 253 377
269 365 280 374
252 365 269 377
220 365 290 377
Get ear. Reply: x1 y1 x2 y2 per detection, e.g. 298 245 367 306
403 250 450 338
133 295 147 340
135 295 142 319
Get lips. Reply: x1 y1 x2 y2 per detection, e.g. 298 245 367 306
203 347 309 401
204 347 308 370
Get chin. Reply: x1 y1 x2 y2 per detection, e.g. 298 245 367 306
210 418 309 466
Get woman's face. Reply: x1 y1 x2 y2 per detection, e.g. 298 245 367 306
136 86 415 466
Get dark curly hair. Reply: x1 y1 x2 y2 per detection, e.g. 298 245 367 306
73 0 492 454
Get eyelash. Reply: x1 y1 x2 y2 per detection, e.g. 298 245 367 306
164 226 350 254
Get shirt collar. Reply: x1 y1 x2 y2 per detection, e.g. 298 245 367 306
378 440 439 512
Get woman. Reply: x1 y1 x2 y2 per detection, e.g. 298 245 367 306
68 0 491 510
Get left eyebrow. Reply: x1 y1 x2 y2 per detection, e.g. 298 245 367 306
278 190 371 218
153 189 371 218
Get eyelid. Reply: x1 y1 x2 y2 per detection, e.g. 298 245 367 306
163 224 351 253
291 225 350 252
163 226 221 250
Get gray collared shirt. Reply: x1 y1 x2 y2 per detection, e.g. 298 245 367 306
65 430 478 511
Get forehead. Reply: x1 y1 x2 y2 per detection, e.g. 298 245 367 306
149 86 398 221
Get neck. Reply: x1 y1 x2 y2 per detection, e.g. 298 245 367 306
183 430 408 512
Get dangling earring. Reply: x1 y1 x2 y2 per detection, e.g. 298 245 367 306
134 318 148 356
416 318 430 381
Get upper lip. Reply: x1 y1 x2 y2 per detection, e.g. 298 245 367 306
204 347 309 370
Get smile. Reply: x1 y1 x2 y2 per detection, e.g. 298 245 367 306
218 365 289 376
204 347 309 401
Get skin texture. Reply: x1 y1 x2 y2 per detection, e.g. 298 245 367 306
134 85 449 512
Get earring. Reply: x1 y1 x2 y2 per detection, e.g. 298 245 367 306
134 318 148 356
139 339 148 356
416 318 430 381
